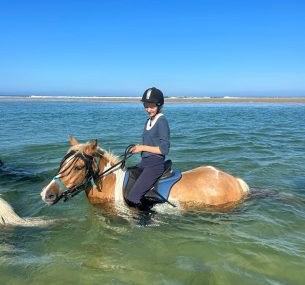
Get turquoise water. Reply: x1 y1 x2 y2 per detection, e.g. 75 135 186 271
1 100 305 284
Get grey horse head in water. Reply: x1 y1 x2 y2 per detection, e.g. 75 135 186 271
0 197 55 227
0 197 27 225
0 161 55 226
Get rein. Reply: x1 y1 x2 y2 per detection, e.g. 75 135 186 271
53 145 135 203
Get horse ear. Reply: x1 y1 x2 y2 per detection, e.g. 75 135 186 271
69 135 79 146
86 139 98 156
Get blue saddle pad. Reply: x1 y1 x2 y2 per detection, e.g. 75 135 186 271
144 169 182 203
123 168 182 205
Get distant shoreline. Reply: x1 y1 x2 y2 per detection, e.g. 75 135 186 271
1 95 305 103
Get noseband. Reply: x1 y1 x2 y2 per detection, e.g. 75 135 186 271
52 145 135 203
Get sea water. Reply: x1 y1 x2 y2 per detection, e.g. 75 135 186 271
0 99 305 284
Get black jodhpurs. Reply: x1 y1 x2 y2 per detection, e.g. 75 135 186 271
126 156 164 205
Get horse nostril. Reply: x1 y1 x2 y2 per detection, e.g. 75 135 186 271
46 191 58 201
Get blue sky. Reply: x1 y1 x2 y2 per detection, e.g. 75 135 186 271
1 0 305 97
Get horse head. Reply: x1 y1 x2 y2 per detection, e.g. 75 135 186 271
40 136 101 205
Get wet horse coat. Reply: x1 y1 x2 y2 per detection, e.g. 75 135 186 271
40 137 250 211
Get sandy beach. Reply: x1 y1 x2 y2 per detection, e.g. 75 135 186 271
1 96 305 103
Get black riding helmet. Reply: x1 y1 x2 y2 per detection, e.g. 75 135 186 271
141 87 164 106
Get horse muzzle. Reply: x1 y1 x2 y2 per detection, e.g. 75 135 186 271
40 186 61 206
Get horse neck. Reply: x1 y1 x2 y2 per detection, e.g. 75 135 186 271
87 150 125 202
96 149 121 177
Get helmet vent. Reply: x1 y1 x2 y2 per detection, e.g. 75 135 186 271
146 89 152 100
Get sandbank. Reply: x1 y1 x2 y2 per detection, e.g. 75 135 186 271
0 96 305 103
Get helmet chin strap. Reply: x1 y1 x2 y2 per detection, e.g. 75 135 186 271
156 104 163 114
149 115 155 127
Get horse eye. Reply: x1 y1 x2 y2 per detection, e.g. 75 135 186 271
74 165 84 171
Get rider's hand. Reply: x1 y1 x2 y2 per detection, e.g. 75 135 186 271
130 144 143 153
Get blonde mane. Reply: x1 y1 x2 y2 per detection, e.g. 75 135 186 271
69 144 120 165
98 147 120 165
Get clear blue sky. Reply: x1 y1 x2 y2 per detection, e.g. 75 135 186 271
1 0 305 97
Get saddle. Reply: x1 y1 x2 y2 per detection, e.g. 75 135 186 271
123 160 181 206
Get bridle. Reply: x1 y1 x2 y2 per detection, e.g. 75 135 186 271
52 145 134 203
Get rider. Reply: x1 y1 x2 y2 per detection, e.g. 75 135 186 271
126 87 170 209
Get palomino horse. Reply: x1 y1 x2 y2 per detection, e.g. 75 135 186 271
40 136 250 211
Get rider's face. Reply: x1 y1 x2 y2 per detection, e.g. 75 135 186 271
143 103 158 118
